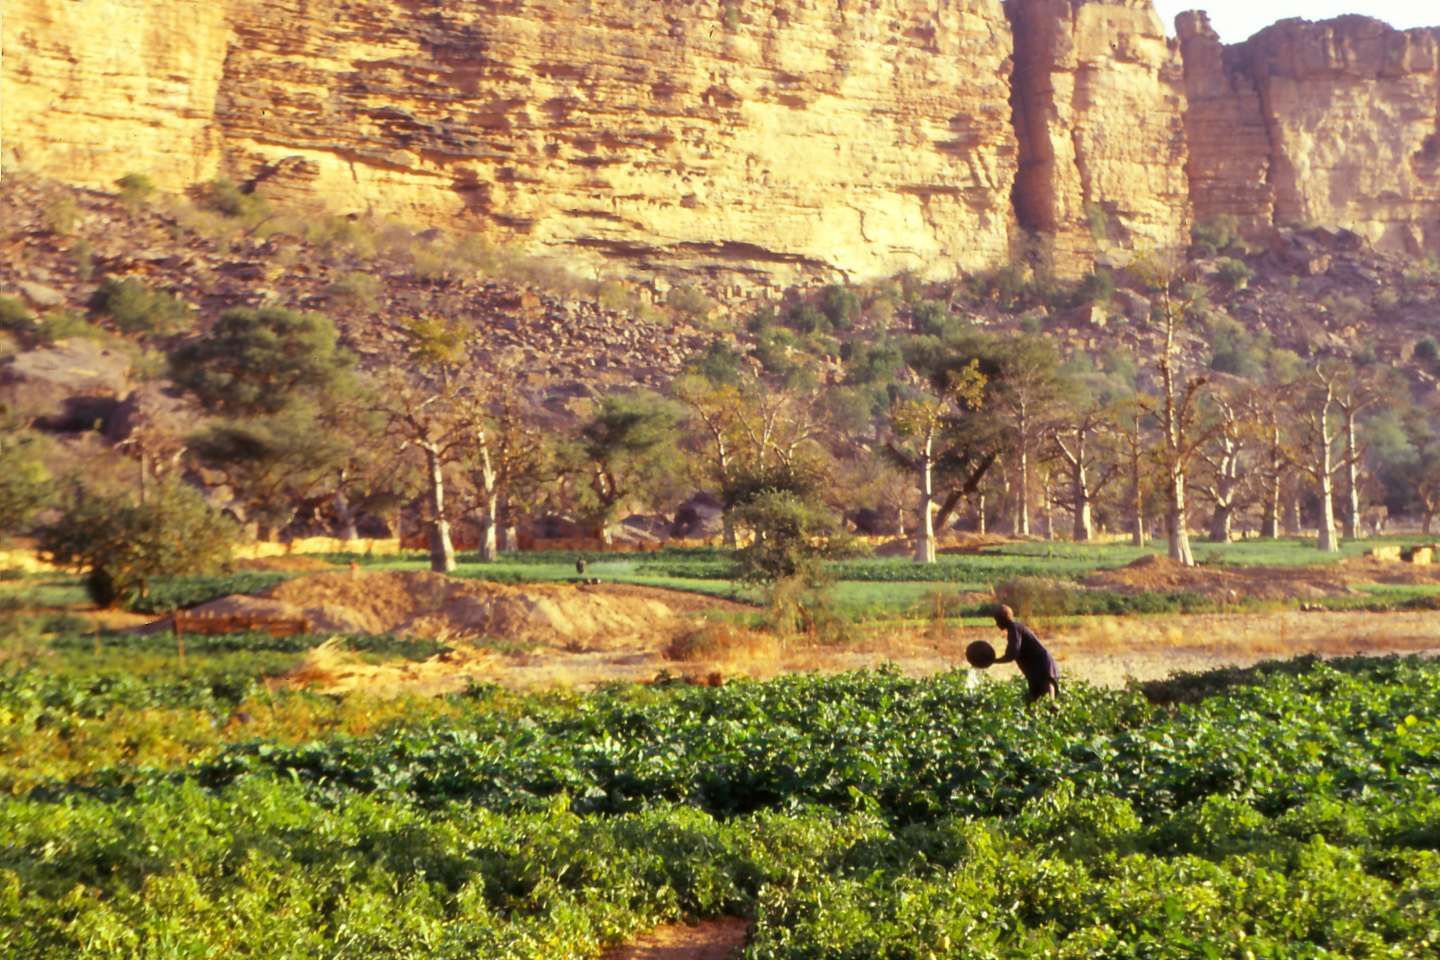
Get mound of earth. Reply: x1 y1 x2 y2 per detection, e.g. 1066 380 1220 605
192 570 679 648
1081 553 1429 601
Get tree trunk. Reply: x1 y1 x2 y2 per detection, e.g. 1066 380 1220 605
1286 492 1302 537
722 509 737 549
478 488 500 562
915 443 936 564
1072 461 1094 542
333 491 359 542
1015 446 1030 537
1261 474 1280 539
1209 502 1232 544
1317 471 1339 553
425 446 456 573
1167 471 1194 565
1343 414 1361 541
976 494 987 536
1424 510 1434 536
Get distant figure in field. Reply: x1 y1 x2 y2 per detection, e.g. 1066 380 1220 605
992 604 1061 705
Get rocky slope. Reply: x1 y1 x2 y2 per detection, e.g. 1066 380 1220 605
4 1 1440 282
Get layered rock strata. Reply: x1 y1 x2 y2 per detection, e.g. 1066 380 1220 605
1181 14 1440 255
4 0 1440 281
1006 0 1191 273
5 0 1019 286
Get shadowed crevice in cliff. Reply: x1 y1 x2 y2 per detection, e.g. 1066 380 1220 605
1003 0 1058 237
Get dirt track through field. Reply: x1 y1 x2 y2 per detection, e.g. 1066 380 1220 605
600 919 748 960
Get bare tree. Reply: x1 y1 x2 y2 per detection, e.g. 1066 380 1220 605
1047 404 1119 542
373 317 476 572
1288 364 1349 553
1134 254 1215 566
887 361 987 563
1331 372 1379 541
1193 392 1251 544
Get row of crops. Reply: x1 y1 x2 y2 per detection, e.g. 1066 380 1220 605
1 655 1438 957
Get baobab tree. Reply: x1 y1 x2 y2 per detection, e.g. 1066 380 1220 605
886 360 987 563
374 316 475 572
1134 252 1216 565
1289 364 1350 553
1193 391 1251 544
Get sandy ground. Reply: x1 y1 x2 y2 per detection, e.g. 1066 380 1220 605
278 605 1440 696
600 919 748 960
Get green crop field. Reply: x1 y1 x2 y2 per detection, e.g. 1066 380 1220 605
1 622 1437 958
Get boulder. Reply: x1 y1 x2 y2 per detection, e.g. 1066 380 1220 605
0 340 131 430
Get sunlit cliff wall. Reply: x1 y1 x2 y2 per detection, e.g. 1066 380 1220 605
4 1 1440 283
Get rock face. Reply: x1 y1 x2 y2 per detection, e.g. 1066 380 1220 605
1007 0 1190 274
1181 14 1440 254
4 0 1018 287
4 1 1440 282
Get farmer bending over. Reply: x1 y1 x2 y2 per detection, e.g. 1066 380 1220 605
993 604 1061 705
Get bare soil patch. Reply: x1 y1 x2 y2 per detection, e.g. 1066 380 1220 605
1083 554 1440 601
195 570 687 649
600 918 748 960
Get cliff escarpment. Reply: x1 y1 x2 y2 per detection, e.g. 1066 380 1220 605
4 1 1440 283
1181 13 1440 257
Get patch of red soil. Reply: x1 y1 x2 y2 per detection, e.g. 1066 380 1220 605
601 918 749 960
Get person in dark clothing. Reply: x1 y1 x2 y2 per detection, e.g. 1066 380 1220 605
992 604 1061 705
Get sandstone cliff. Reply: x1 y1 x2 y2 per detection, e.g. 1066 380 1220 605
1007 0 1190 272
4 1 1440 283
5 0 1019 287
1181 14 1440 256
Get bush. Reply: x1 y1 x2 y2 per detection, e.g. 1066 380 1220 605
39 480 237 608
115 173 157 205
325 271 382 312
36 310 105 344
196 178 269 223
820 285 861 331
1192 215 1240 256
93 276 193 336
1216 257 1254 291
41 194 80 235
0 296 36 334
667 284 719 323
994 577 1075 619
0 433 51 538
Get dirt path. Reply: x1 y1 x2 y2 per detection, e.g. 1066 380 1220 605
601 919 748 960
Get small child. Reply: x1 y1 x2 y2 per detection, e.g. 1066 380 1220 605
992 604 1061 705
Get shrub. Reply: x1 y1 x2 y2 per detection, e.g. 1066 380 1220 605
1414 336 1439 372
667 284 719 323
325 271 382 312
41 194 80 236
1078 269 1114 305
115 173 157 205
0 296 36 334
93 276 193 336
39 480 237 608
820 285 861 331
0 433 51 538
36 310 105 344
994 576 1074 619
1192 215 1240 256
1215 257 1254 291
196 178 269 223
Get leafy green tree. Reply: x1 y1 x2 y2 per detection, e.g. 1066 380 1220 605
733 489 848 636
169 307 353 416
93 277 193 336
40 479 235 608
572 392 682 542
188 402 353 540
0 419 51 539
819 285 861 331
